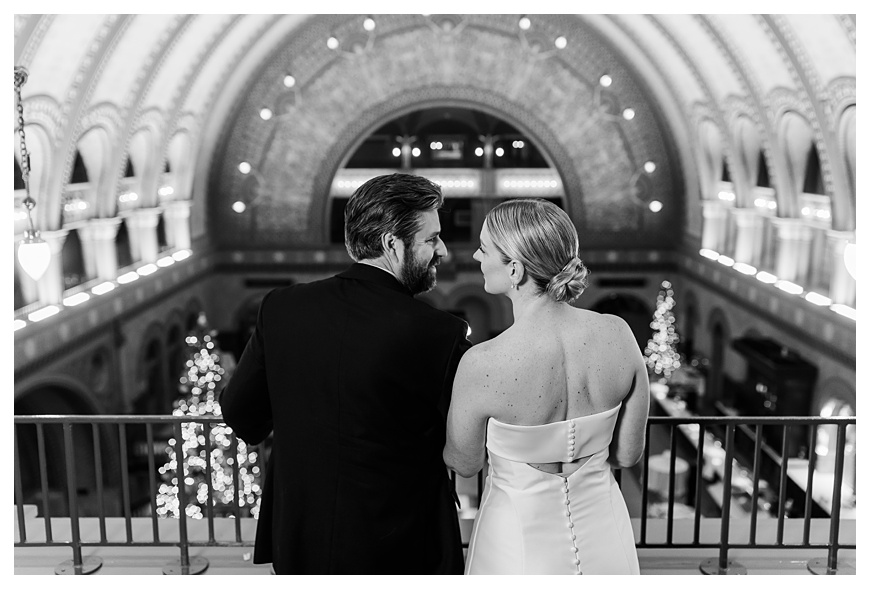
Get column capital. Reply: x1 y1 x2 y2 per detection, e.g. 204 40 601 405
79 217 123 242
163 200 192 220
701 199 729 217
769 216 813 241
39 228 70 254
728 206 765 227
124 207 161 229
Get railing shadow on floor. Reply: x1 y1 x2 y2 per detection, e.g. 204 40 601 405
14 414 856 575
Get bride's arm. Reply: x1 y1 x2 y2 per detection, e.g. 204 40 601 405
443 347 490 478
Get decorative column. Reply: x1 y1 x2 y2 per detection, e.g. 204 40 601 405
125 207 161 264
33 228 69 305
770 217 813 285
162 200 192 250
729 207 766 267
79 217 122 281
701 200 729 253
825 230 856 307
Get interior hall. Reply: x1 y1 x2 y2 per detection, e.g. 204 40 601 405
11 12 859 575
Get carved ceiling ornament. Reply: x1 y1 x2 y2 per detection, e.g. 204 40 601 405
213 14 678 249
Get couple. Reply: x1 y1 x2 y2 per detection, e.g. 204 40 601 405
220 173 650 575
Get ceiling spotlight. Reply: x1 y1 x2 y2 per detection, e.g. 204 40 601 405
232 201 246 213
392 147 401 157
495 147 505 157
283 74 296 88
555 36 567 49
519 17 531 30
648 200 663 213
622 108 635 120
644 161 656 173
599 74 612 87
412 147 421 157
474 147 484 157
363 18 376 31
238 162 252 174
327 37 339 50
259 108 273 120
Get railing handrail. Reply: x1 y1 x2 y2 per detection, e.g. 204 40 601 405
13 414 857 424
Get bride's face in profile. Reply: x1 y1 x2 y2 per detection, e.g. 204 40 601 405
473 224 511 294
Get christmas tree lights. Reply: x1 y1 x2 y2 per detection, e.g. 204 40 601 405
644 280 682 380
156 313 263 519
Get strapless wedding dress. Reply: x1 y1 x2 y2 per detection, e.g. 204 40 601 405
465 403 639 574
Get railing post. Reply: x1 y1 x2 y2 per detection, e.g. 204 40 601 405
700 424 746 574
808 423 854 575
55 422 102 575
163 420 208 575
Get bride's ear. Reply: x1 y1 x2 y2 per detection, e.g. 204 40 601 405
509 260 525 284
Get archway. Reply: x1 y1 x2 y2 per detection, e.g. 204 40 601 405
14 383 105 517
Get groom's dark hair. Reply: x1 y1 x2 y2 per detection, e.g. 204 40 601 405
344 173 444 261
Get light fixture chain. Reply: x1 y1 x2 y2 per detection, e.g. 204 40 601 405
14 66 37 234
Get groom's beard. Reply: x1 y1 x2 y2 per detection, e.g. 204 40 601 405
401 246 441 295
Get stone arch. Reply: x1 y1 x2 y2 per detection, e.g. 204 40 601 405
309 89 584 244
14 379 103 517
75 125 114 217
705 307 732 404
215 14 679 250
697 118 724 200
134 320 170 415
731 115 762 207
167 130 195 200
776 110 814 218
835 105 856 231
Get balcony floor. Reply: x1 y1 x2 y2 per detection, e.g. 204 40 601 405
14 514 855 575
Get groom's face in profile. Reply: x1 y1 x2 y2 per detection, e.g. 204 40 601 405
400 209 447 295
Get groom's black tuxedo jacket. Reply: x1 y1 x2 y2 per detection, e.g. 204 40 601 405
220 263 470 574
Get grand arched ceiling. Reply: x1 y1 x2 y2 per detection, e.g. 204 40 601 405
13 14 857 250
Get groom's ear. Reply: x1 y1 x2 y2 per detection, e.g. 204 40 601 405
380 232 400 258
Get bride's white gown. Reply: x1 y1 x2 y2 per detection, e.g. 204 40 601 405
465 403 639 574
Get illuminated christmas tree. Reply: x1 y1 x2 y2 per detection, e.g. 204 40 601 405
156 313 263 519
644 280 682 380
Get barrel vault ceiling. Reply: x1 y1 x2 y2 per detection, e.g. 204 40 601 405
13 14 857 250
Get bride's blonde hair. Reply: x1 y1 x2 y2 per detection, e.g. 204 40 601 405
485 199 589 303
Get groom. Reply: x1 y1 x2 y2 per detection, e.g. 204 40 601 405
220 173 470 574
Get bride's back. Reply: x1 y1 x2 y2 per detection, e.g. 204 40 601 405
482 306 638 427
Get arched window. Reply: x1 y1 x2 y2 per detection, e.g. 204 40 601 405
69 150 89 184
116 220 133 269
61 229 88 290
14 158 24 190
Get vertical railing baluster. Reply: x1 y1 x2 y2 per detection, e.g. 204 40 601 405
92 424 107 544
776 425 790 545
36 423 52 542
701 424 744 573
146 423 160 543
118 423 133 543
63 423 84 573
54 422 102 574
666 425 677 544
231 433 242 542
14 425 26 543
803 425 818 545
692 423 705 545
176 420 192 572
640 422 651 545
204 420 215 543
825 424 847 573
749 424 763 545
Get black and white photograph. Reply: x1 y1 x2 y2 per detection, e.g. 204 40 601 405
11 9 860 577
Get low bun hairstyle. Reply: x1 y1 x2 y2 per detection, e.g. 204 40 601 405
484 199 589 304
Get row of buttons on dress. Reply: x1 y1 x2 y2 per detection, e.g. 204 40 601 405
565 420 581 574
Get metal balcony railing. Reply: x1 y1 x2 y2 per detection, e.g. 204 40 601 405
13 414 856 575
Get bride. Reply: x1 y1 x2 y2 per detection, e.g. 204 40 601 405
444 199 649 575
